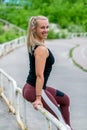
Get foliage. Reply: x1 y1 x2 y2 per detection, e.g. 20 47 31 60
0 0 87 40
47 29 59 39
0 22 25 44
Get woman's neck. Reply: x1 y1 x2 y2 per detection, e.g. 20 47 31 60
34 35 45 43
35 39 45 45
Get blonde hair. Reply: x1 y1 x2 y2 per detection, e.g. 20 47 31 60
27 16 48 52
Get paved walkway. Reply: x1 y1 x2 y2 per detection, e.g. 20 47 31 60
0 38 87 130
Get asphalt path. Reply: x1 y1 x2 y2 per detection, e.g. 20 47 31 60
0 38 87 130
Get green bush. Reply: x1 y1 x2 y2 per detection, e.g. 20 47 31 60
0 35 7 44
0 0 87 41
58 31 68 39
67 24 85 33
48 29 59 39
0 27 4 34
0 0 87 32
0 23 25 44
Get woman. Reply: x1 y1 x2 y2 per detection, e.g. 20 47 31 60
22 16 72 130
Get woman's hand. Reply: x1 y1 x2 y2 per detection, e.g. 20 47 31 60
33 99 43 110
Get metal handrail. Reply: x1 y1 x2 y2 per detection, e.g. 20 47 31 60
0 68 26 130
0 68 68 130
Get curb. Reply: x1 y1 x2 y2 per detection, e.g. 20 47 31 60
72 44 87 71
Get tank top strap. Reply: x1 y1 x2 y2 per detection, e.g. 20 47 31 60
34 45 39 50
30 45 39 54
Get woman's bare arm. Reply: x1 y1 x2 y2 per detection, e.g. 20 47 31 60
34 46 48 98
33 46 48 109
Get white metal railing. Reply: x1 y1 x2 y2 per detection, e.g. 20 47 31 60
0 68 70 130
69 32 87 38
0 36 27 57
0 68 27 130
49 23 87 38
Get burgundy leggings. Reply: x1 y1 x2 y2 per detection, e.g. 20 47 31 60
22 83 71 126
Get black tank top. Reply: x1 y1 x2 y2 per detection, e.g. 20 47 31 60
26 46 55 89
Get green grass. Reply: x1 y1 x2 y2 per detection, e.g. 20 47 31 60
69 45 87 72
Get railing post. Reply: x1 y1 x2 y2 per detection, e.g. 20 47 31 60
15 89 25 130
22 98 28 130
0 70 3 88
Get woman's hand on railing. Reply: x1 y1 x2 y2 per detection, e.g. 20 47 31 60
32 99 43 110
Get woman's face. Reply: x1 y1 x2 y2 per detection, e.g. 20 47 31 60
35 19 49 42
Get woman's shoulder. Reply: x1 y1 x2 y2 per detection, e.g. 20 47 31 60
35 45 47 51
34 45 49 57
